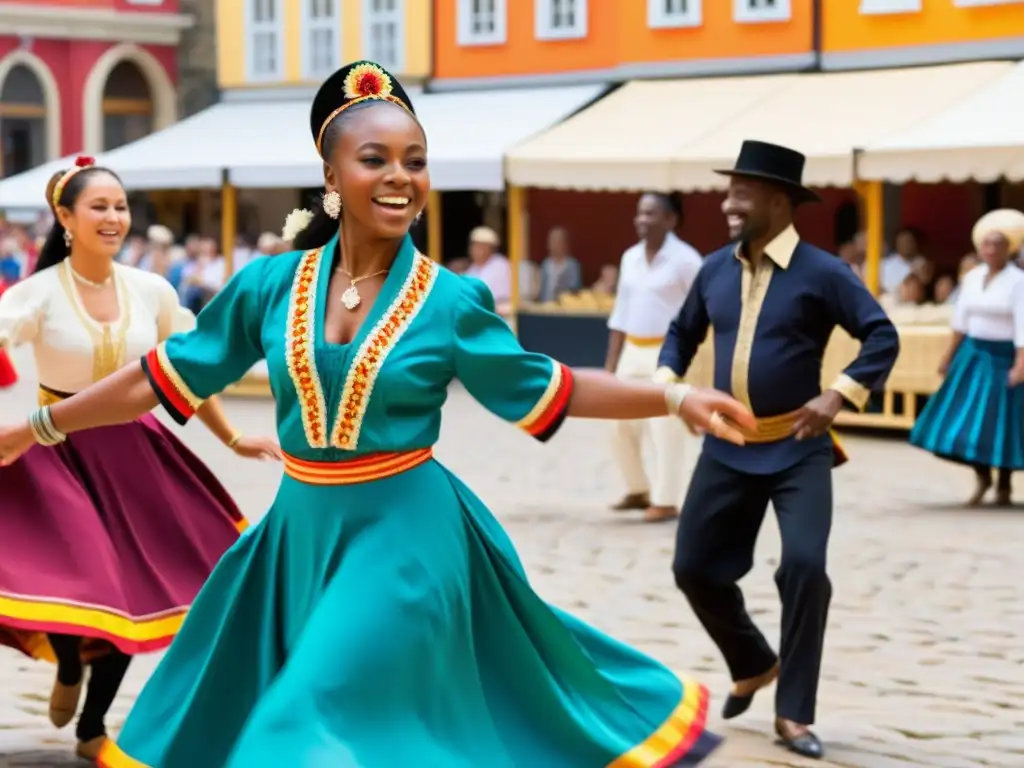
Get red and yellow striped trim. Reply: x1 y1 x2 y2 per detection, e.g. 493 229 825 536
516 361 574 442
98 739 149 768
0 591 189 656
609 680 710 767
283 448 433 486
142 343 204 425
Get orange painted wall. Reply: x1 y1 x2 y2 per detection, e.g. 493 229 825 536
823 0 1024 52
434 0 814 81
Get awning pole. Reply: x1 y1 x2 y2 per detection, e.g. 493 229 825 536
427 189 442 263
507 185 524 320
221 171 237 279
856 180 884 297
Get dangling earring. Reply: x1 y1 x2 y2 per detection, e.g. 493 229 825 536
63 230 73 247
415 209 424 224
322 191 342 220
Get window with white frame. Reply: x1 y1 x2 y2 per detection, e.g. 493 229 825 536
734 0 791 23
859 0 921 13
536 0 588 41
303 0 339 79
364 0 404 73
247 0 284 81
457 0 508 46
648 0 702 28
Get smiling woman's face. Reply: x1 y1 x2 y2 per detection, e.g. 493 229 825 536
323 102 429 241
57 171 130 260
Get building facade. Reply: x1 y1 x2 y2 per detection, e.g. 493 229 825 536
0 0 190 177
822 0 1024 70
215 0 431 90
433 0 816 88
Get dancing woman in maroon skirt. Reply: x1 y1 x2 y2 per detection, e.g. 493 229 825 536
0 158 280 762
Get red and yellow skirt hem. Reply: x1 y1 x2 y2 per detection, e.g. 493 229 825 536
0 591 189 661
610 679 716 767
98 739 149 768
97 680 717 768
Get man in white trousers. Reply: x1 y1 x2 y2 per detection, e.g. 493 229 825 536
605 193 703 522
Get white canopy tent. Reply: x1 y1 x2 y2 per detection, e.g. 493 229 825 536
859 60 1024 183
506 61 1011 192
0 156 81 220
0 84 606 203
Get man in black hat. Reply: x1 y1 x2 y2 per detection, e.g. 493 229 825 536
657 140 899 759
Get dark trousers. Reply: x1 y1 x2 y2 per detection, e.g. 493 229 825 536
48 633 132 741
672 448 833 725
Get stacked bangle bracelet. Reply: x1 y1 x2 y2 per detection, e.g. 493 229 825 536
664 382 692 417
29 406 67 447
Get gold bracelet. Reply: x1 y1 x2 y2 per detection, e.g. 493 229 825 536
227 432 243 449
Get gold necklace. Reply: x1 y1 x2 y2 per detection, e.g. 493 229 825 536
335 266 388 310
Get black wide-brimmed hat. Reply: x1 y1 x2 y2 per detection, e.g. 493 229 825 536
715 140 820 204
310 60 416 158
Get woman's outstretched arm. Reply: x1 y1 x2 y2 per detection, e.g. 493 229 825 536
567 368 756 443
0 362 155 465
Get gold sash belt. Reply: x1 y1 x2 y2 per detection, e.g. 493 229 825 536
625 335 665 348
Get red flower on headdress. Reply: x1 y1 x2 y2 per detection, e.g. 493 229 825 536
75 155 96 168
343 63 393 101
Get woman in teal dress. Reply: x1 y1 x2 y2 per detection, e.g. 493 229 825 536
0 62 756 767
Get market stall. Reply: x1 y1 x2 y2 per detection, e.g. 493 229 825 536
503 63 1007 431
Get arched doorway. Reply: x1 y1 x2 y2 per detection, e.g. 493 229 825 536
0 64 47 177
102 60 154 151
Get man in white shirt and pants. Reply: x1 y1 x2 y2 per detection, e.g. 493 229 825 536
606 193 703 523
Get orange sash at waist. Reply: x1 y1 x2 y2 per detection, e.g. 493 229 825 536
282 448 433 486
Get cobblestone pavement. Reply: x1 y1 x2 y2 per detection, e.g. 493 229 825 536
1 347 1022 767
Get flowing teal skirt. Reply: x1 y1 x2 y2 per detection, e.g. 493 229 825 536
99 457 720 767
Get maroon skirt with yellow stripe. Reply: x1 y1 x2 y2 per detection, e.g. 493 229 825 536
0 398 245 662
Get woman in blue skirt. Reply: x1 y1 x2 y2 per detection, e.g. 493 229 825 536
0 61 758 767
911 209 1024 506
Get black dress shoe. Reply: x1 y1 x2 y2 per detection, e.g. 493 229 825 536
721 692 754 720
721 663 779 720
775 728 824 760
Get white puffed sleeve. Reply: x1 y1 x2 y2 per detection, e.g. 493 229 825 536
155 276 197 342
0 278 46 349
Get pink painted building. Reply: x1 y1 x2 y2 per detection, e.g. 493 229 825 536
0 0 190 177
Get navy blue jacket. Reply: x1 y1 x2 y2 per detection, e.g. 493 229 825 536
658 226 899 474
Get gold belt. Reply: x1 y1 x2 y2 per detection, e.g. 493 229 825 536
625 335 665 348
38 385 74 407
725 409 801 444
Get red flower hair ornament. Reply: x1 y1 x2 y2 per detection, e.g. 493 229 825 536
51 155 98 209
310 60 416 158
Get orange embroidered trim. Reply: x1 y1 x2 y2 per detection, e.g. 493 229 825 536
285 248 328 448
331 253 437 450
282 448 433 485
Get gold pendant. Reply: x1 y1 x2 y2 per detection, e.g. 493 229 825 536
341 285 361 310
